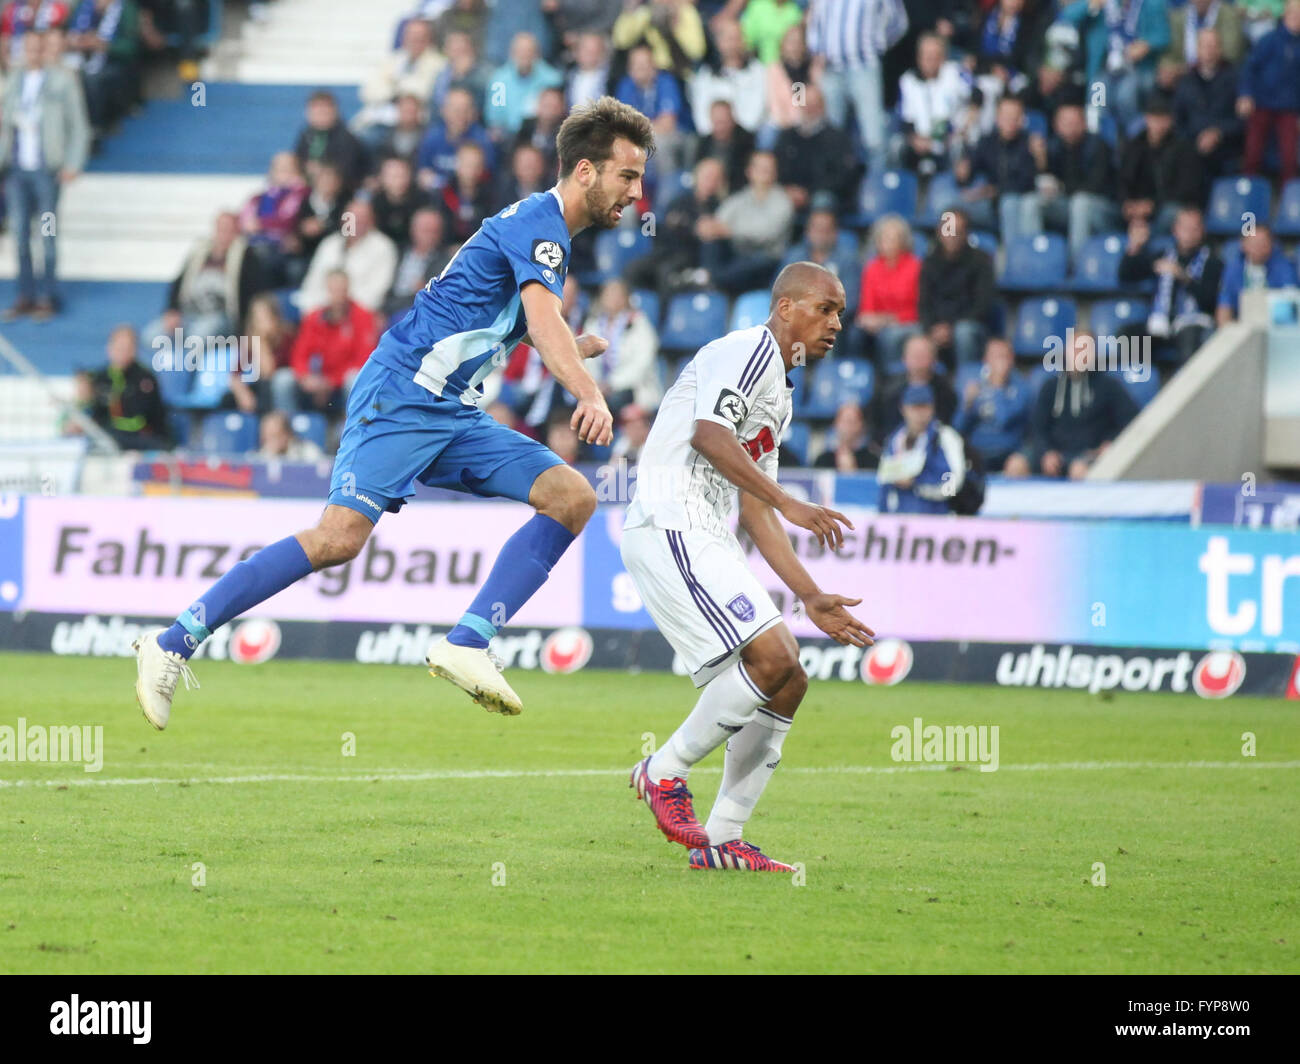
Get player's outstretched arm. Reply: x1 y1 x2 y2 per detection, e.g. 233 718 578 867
739 490 875 648
520 282 613 445
691 420 853 549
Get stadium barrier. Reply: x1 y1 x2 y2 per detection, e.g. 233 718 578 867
3 494 1298 697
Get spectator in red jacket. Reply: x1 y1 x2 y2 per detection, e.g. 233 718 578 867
853 213 921 368
272 269 376 415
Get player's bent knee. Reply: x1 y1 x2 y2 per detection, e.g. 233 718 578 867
532 465 596 532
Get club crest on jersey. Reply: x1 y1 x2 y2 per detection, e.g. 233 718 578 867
726 594 756 622
714 388 747 427
532 239 565 270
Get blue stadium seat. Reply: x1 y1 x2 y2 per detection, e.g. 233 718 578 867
782 421 812 466
1275 180 1300 238
798 357 874 419
166 410 192 449
729 289 770 331
1025 109 1048 139
1220 240 1244 272
177 368 230 410
1097 110 1119 148
1115 365 1161 408
1206 176 1272 236
589 226 653 285
290 412 328 450
1000 233 1068 291
851 169 918 228
1089 297 1150 339
272 287 301 327
1013 296 1077 357
1070 232 1125 292
967 229 999 258
154 363 193 407
629 287 660 329
917 171 961 229
198 411 258 455
659 290 729 353
954 361 983 398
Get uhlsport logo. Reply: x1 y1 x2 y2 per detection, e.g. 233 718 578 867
229 619 281 664
861 638 914 685
540 627 593 674
1191 650 1247 699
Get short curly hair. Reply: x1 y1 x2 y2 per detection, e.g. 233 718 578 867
556 96 656 178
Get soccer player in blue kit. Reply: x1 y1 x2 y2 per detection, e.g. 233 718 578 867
133 98 655 727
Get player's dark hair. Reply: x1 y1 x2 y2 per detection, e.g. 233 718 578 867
556 96 655 178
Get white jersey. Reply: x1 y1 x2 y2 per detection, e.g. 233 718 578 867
625 324 793 539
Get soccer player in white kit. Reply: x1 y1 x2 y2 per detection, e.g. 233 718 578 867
622 262 875 871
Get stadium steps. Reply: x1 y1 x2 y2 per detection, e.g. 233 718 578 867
0 174 262 283
0 281 169 376
214 0 412 85
87 82 360 175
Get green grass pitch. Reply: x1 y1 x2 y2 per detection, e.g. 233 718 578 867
0 652 1296 974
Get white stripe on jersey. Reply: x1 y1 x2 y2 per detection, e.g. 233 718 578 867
625 324 793 539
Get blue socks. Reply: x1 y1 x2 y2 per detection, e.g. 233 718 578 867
158 536 313 659
446 514 576 649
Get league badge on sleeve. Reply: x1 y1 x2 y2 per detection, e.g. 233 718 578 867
532 239 565 270
714 388 748 427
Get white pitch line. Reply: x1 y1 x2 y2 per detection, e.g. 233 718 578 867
0 760 1297 789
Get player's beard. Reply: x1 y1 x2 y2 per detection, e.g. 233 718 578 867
585 182 622 230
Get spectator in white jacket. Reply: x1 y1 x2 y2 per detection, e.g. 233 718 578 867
353 18 445 136
581 279 662 414
298 199 398 314
690 17 767 134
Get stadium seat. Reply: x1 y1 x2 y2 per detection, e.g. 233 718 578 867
1206 176 1271 236
1013 296 1077 358
917 171 961 229
198 411 258 455
1096 110 1118 148
629 287 660 329
999 233 1068 291
588 226 652 285
154 363 193 407
1275 180 1300 238
1088 298 1150 339
272 287 301 327
178 369 230 410
851 169 918 228
729 289 770 331
659 290 729 353
1115 365 1161 408
967 229 999 258
1070 233 1125 292
1025 109 1048 139
166 410 192 449
954 361 983 398
782 421 812 466
798 357 874 419
289 412 328 450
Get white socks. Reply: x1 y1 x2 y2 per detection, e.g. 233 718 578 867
647 661 770 783
705 708 793 846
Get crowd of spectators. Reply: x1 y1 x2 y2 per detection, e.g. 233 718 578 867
44 0 1300 485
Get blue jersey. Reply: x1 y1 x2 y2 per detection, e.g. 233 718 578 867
369 186 570 404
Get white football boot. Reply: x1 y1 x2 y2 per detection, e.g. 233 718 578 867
426 637 522 715
132 628 199 730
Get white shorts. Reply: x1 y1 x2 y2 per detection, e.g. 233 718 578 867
620 525 783 687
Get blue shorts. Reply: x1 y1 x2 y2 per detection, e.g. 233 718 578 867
327 359 564 522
